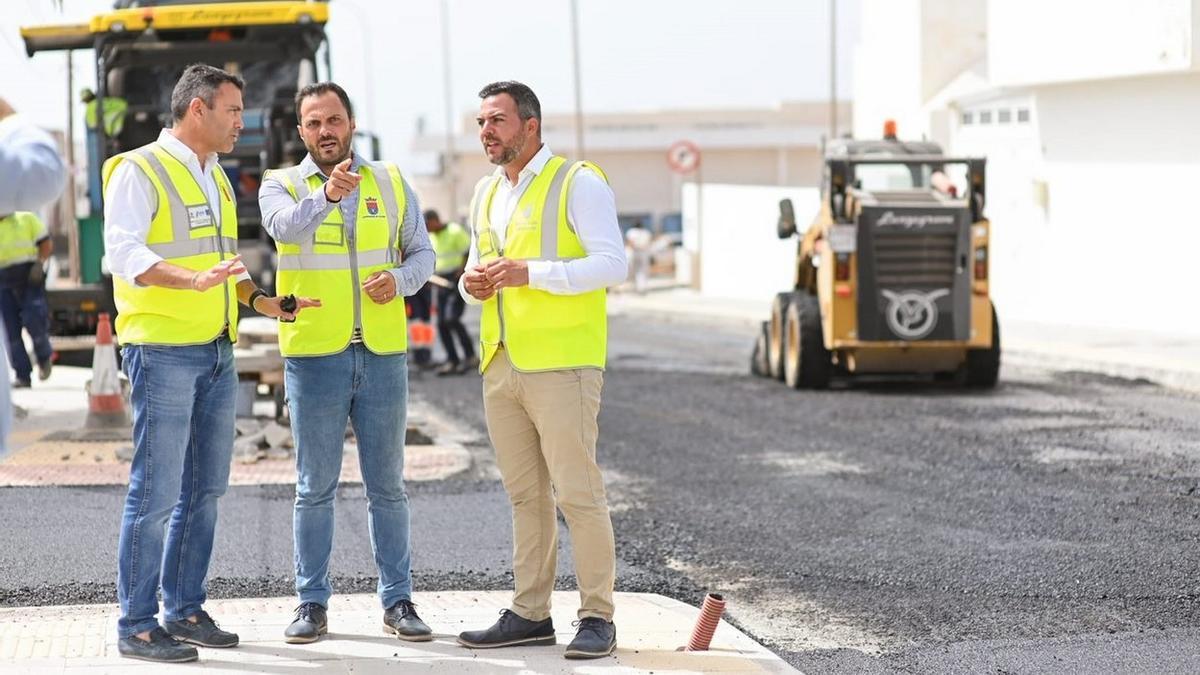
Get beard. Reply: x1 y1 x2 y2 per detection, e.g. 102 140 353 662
307 131 352 166
487 129 527 166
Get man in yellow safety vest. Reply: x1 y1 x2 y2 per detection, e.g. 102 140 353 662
0 210 54 387
103 64 314 664
455 81 627 660
257 82 435 645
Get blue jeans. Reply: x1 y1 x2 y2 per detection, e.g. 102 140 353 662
286 345 412 608
116 338 236 638
0 277 53 383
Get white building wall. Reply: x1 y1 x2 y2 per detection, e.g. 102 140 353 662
989 0 1197 86
951 73 1200 336
680 183 820 302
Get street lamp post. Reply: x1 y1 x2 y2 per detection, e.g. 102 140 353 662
829 0 837 140
569 0 585 159
440 0 458 218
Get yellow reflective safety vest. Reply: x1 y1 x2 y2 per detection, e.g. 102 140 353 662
101 142 239 346
0 212 47 268
430 221 470 274
267 161 408 357
470 155 608 373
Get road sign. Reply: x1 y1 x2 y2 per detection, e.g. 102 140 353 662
667 140 701 174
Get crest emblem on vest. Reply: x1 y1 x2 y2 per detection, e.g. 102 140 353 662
365 197 379 216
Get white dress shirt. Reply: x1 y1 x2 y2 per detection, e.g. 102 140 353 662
460 145 626 304
104 128 250 286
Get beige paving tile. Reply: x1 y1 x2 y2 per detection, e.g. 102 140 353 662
0 591 797 673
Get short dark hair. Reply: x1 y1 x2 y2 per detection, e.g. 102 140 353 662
423 209 441 223
295 82 354 122
478 81 541 123
170 64 244 122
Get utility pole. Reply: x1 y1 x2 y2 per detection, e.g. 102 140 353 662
569 0 585 158
439 0 458 218
829 0 838 140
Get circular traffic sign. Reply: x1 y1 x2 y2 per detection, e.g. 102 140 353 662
666 140 701 174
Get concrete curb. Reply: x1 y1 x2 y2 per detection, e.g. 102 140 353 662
0 591 798 673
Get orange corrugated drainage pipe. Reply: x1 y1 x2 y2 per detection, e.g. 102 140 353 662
686 593 726 651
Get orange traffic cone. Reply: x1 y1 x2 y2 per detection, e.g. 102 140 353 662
84 313 129 431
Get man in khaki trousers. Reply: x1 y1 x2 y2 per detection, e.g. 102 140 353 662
455 81 627 660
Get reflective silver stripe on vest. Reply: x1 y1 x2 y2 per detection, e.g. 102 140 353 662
471 177 498 258
283 166 311 199
133 146 193 243
278 247 392 271
540 160 571 257
373 163 401 264
279 166 320 255
147 236 238 260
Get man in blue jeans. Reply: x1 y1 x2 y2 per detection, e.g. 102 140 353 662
0 211 54 387
104 64 313 663
258 82 434 643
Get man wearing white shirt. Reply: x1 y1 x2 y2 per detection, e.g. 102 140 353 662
103 64 315 664
456 81 625 660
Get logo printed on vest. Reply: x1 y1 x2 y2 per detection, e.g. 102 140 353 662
365 197 380 216
187 205 213 230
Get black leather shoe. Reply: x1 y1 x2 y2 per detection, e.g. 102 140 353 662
165 610 239 648
284 602 328 644
383 599 433 641
117 627 199 663
564 617 616 659
457 609 555 649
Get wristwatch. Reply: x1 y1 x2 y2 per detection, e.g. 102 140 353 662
247 288 268 311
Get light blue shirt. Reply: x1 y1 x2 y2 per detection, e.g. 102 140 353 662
258 152 433 297
0 114 67 216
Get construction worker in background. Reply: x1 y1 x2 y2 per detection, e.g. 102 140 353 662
104 64 313 664
0 210 54 387
0 95 67 453
457 81 626 660
82 88 128 208
258 82 435 645
425 209 477 375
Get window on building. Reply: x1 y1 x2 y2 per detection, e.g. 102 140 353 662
660 213 682 236
961 111 974 125
1017 108 1030 123
618 213 653 234
979 110 993 124
998 109 1012 124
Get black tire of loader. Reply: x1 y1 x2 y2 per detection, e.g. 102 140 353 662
784 294 832 389
768 292 794 381
751 320 770 376
965 302 1001 388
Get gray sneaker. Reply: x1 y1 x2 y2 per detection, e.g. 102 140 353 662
36 360 51 381
164 610 239 648
117 627 199 663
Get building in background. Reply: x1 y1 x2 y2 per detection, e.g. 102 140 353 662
855 0 1200 336
410 101 851 236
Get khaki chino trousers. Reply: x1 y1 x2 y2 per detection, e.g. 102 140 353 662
482 346 616 622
